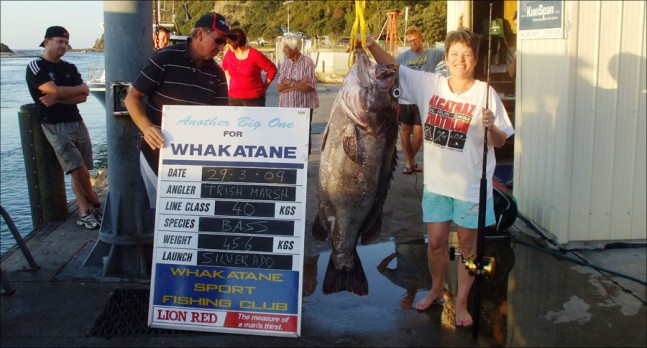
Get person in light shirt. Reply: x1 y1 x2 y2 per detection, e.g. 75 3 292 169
276 34 319 155
363 28 514 327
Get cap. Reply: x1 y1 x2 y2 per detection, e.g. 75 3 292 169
40 26 69 47
194 12 232 37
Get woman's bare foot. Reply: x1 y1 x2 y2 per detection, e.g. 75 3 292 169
455 307 473 327
414 290 444 311
400 289 417 309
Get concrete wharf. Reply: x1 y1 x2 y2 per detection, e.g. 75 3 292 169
2 84 645 347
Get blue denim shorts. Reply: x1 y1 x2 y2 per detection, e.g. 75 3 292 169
421 187 495 229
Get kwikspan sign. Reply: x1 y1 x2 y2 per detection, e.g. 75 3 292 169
518 0 564 39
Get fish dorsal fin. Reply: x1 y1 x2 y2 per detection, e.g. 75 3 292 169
388 143 398 185
342 124 364 164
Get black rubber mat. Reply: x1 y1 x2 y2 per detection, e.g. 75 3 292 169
89 288 205 337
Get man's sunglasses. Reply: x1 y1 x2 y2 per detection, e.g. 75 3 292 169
213 33 227 45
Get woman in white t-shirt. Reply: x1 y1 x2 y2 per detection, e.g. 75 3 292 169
365 28 514 327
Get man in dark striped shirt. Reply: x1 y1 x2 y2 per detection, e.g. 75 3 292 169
125 12 232 208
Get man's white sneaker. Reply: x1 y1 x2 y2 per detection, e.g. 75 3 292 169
77 214 99 229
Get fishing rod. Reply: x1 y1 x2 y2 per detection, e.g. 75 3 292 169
447 3 496 338
472 2 494 339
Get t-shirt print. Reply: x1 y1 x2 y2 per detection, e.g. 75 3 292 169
423 94 477 151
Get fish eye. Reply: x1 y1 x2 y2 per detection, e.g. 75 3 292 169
390 87 400 99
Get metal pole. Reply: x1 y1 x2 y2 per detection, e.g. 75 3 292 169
404 6 409 42
283 1 293 33
1 206 39 270
83 0 155 278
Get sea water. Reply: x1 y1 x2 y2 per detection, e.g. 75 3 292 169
1 50 107 254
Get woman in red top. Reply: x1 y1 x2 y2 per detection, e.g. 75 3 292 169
222 29 277 106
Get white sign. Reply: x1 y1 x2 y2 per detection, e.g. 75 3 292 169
518 0 565 40
148 105 310 337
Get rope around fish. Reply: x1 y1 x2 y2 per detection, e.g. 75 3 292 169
348 0 367 68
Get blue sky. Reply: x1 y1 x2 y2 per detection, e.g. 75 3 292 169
0 1 104 49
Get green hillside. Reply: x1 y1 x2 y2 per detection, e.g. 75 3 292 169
194 0 447 45
93 1 446 51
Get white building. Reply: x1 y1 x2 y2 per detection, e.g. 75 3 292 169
447 0 646 247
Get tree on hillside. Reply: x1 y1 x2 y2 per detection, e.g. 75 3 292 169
169 0 446 46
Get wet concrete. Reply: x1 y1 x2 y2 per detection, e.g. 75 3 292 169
1 83 645 347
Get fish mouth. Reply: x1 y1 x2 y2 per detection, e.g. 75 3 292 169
341 48 399 132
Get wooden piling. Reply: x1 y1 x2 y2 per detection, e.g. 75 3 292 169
18 104 68 228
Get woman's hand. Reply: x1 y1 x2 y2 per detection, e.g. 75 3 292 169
482 108 495 128
352 35 376 50
364 36 376 49
482 108 507 148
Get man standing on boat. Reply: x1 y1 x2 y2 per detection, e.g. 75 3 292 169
125 12 232 208
25 26 103 229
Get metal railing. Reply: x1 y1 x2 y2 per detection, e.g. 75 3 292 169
1 205 39 295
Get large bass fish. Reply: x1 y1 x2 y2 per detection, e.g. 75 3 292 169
312 48 400 296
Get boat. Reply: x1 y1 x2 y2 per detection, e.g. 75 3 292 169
87 68 106 105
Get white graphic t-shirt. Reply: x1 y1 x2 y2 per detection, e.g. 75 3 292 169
398 67 515 202
396 48 444 105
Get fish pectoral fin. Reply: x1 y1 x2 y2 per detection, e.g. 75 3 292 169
311 214 330 241
389 146 398 183
342 124 364 164
320 123 330 151
322 251 368 296
359 205 383 245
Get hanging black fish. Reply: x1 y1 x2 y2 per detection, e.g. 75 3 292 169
312 47 400 295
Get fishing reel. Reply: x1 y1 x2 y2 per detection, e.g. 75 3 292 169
449 246 496 278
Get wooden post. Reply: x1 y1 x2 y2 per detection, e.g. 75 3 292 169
18 104 68 229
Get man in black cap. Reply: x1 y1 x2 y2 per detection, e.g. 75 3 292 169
25 26 103 229
125 12 232 208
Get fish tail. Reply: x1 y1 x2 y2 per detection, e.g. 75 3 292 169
322 250 368 296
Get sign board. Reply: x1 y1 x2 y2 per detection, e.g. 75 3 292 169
518 0 564 39
148 105 310 337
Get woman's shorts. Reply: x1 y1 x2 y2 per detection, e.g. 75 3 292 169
422 187 495 229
